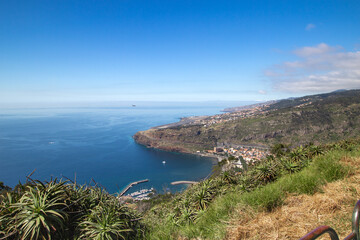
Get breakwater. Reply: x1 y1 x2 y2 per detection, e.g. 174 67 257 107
171 181 198 185
119 179 149 196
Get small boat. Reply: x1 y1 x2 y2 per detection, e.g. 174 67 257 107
162 161 166 164
132 105 136 107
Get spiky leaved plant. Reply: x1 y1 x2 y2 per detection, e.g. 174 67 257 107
0 192 18 238
221 171 237 184
194 181 213 211
179 207 196 225
289 146 307 162
79 202 132 240
9 181 67 240
305 144 324 158
254 160 279 184
280 157 301 174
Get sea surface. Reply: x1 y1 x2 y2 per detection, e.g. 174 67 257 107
0 104 235 194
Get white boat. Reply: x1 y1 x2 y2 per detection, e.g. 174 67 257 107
162 161 166 164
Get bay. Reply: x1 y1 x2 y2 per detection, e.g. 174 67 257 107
0 104 232 194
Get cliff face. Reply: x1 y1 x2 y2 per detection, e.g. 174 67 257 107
133 129 190 152
133 127 214 153
134 90 360 152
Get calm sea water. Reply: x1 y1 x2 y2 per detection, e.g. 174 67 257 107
0 105 229 194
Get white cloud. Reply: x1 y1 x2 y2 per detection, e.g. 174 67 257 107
258 90 267 94
305 23 316 31
293 43 335 57
265 43 360 92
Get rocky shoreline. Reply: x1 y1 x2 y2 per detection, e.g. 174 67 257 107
133 130 192 153
133 131 220 161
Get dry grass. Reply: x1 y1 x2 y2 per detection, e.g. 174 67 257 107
226 156 360 240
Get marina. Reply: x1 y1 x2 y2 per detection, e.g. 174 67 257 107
127 188 154 201
118 179 149 196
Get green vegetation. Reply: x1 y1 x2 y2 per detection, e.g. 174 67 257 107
0 179 144 239
1 138 360 239
142 138 359 239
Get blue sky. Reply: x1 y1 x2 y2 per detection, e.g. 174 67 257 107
1 0 360 106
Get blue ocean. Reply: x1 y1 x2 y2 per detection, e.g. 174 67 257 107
0 104 235 194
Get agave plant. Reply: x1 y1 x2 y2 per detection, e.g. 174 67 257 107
237 175 255 192
221 171 237 184
339 140 356 151
79 204 132 240
179 207 196 225
0 192 18 237
280 157 301 174
306 145 324 158
194 181 213 210
9 183 67 240
180 195 192 209
254 161 279 184
289 146 307 162
165 212 181 227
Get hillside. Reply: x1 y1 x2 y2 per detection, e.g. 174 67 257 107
142 138 360 239
2 138 359 239
134 89 360 153
227 153 360 239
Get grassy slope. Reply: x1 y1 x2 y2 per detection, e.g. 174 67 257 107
145 144 360 239
228 152 360 239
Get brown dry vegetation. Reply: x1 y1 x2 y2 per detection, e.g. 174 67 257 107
226 156 360 240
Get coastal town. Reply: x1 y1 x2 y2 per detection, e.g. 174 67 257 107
192 103 271 127
154 101 274 130
206 146 268 162
199 144 269 169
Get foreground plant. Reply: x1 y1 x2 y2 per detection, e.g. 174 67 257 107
0 178 145 240
9 183 67 239
79 203 132 240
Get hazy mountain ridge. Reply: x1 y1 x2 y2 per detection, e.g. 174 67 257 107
134 89 360 153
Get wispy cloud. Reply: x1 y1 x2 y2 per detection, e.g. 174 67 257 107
293 43 336 57
258 90 267 94
305 23 316 31
265 43 360 92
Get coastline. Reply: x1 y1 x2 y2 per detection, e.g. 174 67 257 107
133 131 216 158
134 138 221 162
151 115 209 129
132 106 268 162
132 101 274 166
133 128 223 164
195 152 223 162
127 140 219 196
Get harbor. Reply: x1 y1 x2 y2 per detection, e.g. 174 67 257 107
127 188 154 201
118 179 149 196
118 179 199 201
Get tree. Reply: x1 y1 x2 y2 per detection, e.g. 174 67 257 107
270 143 290 157
0 181 11 192
239 156 248 171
